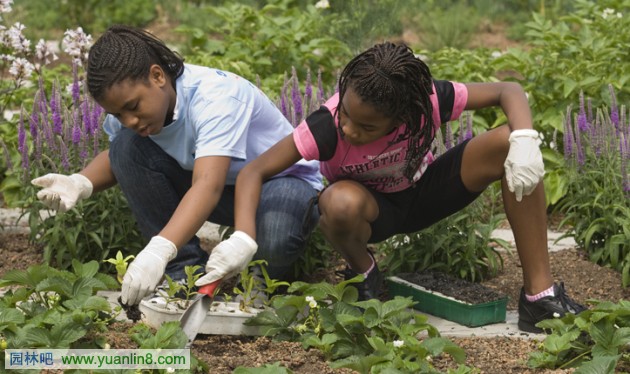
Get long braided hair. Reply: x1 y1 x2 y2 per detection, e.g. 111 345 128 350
87 25 184 101
337 42 434 183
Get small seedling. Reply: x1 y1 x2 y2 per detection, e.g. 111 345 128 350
104 251 135 284
233 260 289 312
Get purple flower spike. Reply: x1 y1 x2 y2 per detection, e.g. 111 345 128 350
71 62 81 105
609 84 619 132
445 121 453 150
18 108 26 154
280 79 288 120
465 112 473 140
72 122 81 145
574 115 585 166
317 69 324 105
291 67 303 126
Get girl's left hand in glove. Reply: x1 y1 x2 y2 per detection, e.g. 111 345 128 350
504 129 545 202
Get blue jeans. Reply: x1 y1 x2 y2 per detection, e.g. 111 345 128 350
109 129 319 280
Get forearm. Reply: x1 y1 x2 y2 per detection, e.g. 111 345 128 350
234 166 264 240
465 82 533 131
497 83 533 131
78 150 117 193
159 181 223 248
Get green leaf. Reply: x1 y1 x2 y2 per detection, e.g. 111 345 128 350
0 308 25 325
573 355 619 374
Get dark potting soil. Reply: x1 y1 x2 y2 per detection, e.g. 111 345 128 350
397 271 506 304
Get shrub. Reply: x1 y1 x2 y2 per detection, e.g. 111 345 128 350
11 56 144 271
557 86 630 287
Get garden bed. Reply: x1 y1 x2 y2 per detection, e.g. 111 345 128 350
388 271 508 327
1 231 629 373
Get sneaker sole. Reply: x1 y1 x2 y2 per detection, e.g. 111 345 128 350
517 319 544 334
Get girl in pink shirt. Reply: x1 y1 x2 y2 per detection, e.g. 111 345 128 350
208 42 585 333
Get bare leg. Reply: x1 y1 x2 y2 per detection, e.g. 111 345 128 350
318 180 378 273
461 125 553 295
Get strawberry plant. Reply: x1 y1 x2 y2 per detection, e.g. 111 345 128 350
245 277 475 373
528 300 630 372
0 260 119 352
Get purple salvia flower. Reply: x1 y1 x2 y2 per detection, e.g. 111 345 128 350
457 116 465 145
445 121 453 150
563 106 574 161
620 134 629 194
609 84 619 132
59 138 69 171
80 147 88 164
464 112 473 140
291 67 303 126
280 80 288 120
81 100 90 136
18 107 26 154
50 81 63 135
304 69 312 117
18 109 29 171
29 95 39 141
71 62 80 105
317 69 324 105
72 121 81 145
92 131 100 158
577 91 589 132
592 113 602 157
573 114 585 166
587 97 593 123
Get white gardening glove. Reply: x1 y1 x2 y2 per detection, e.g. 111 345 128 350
195 231 258 287
121 236 178 305
31 173 93 212
504 129 545 202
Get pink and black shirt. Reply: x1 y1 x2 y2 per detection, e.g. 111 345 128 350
293 80 468 193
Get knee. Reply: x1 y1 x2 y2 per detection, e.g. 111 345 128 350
319 182 373 229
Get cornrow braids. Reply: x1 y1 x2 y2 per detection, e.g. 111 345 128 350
87 24 184 101
338 42 434 184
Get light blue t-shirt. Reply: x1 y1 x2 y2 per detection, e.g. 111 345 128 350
103 64 323 189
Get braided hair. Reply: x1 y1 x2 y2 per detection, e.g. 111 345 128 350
87 25 184 101
337 42 434 184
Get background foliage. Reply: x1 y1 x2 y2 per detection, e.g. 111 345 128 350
0 0 629 286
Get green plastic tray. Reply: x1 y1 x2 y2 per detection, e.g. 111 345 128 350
387 276 508 327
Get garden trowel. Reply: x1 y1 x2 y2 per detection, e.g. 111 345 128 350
179 279 221 348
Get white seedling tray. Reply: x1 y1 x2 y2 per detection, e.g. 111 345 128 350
139 298 263 336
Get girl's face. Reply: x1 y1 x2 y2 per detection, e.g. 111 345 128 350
339 86 399 146
99 65 176 137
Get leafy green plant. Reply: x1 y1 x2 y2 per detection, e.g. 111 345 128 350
159 265 204 309
411 1 481 52
175 0 351 94
9 57 144 271
245 278 474 373
527 299 630 372
129 321 209 372
233 260 290 311
556 87 630 287
494 2 630 140
0 260 119 352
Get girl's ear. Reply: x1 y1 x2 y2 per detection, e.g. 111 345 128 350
149 64 167 86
